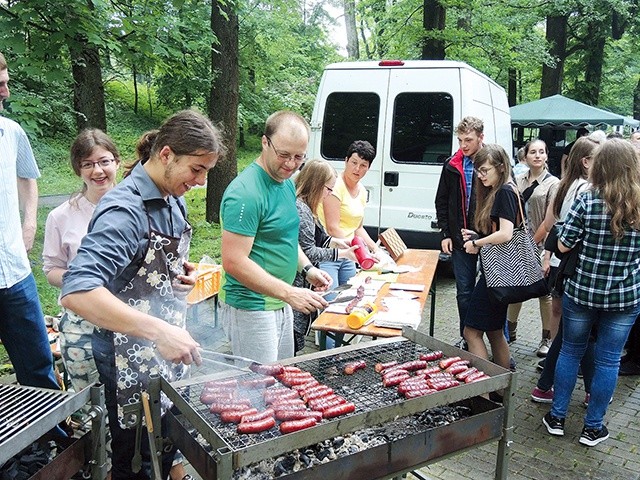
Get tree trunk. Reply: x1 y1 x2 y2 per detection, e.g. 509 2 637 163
508 68 517 107
69 40 106 132
343 0 359 59
421 0 446 60
132 64 139 114
540 15 567 99
207 0 239 224
581 21 606 105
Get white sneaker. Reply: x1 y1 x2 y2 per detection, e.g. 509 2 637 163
537 338 551 357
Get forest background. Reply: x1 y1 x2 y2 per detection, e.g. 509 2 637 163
1 0 640 331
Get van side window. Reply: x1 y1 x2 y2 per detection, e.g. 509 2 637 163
321 92 380 160
392 92 453 165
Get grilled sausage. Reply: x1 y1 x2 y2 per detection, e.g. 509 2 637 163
248 363 285 376
263 389 300 404
302 387 334 402
455 367 478 381
279 417 318 434
396 360 428 372
237 416 276 434
220 408 258 424
417 365 442 376
445 364 469 375
269 398 306 408
419 351 444 362
439 356 462 369
427 379 459 391
292 380 320 392
275 409 323 422
382 372 411 387
308 395 347 411
465 373 490 383
199 391 233 405
240 408 275 423
404 388 437 398
344 360 367 375
374 361 398 373
239 376 276 389
322 402 356 419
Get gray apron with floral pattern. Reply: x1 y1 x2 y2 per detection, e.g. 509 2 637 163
113 222 192 428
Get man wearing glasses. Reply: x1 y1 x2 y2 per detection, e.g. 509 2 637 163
0 51 61 392
435 116 485 349
219 110 331 363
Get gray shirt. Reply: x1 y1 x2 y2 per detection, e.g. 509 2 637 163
62 162 188 297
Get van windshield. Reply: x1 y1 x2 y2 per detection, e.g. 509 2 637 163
392 92 453 165
321 92 380 159
320 91 453 165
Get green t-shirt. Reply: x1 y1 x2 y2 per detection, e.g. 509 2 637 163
219 162 299 310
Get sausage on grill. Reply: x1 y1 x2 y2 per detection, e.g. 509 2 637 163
237 416 276 434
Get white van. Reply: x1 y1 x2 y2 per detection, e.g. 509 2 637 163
307 60 512 249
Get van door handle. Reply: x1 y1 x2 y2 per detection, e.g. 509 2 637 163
384 171 399 187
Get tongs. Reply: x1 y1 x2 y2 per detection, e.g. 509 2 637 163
198 348 262 373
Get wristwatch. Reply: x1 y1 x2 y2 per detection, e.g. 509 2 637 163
301 263 314 277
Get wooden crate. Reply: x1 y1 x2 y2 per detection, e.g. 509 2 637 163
187 264 222 305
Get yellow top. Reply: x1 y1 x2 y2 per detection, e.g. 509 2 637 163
317 176 367 240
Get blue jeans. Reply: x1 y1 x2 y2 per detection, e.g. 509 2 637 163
0 274 59 390
552 295 640 429
93 331 176 480
451 249 478 337
319 259 357 348
538 317 595 392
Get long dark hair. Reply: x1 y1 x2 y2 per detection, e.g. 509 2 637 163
124 110 225 177
473 144 513 234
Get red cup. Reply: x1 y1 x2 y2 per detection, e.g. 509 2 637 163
351 236 375 270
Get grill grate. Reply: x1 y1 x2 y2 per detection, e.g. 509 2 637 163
0 384 70 443
0 384 92 466
173 341 439 452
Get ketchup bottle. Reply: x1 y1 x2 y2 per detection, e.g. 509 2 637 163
351 236 375 270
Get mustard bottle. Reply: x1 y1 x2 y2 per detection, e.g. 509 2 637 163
346 302 377 329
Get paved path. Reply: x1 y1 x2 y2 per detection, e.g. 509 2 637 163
186 267 640 480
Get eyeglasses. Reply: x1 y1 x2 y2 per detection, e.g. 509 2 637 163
324 185 333 193
265 136 307 163
80 158 115 170
474 166 494 177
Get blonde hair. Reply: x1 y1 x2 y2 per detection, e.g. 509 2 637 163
589 139 640 239
295 159 337 215
473 144 513 234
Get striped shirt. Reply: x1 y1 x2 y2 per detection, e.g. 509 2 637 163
560 189 640 310
0 115 40 288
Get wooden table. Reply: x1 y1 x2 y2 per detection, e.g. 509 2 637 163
311 249 439 349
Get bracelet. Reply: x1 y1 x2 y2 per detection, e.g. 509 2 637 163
301 263 314 277
472 240 478 248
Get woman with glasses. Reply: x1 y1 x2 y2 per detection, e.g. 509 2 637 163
292 159 358 352
317 140 379 348
461 144 521 384
43 128 120 393
507 139 559 355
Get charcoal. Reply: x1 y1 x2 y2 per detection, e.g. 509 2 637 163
332 436 344 449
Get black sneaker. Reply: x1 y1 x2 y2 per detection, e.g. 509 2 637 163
454 338 468 351
537 358 545 372
543 412 565 436
579 425 609 446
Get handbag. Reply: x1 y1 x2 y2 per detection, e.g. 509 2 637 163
480 185 550 304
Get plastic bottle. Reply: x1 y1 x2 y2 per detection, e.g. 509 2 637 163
346 302 377 329
351 236 375 270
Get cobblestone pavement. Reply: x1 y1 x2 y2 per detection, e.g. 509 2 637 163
187 265 640 480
